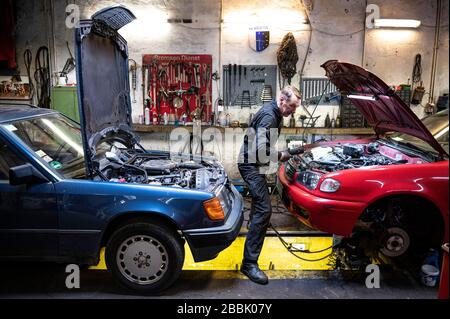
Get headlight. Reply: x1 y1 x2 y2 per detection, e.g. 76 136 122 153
297 170 322 190
320 178 340 193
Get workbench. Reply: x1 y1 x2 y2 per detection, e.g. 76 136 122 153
133 124 374 136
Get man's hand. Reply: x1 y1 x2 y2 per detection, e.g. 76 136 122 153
278 150 292 162
288 146 305 156
278 146 305 162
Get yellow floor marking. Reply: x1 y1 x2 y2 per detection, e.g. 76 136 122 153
90 236 334 271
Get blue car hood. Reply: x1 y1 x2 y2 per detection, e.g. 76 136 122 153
75 6 137 176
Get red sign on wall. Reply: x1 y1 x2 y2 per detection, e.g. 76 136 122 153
142 54 212 124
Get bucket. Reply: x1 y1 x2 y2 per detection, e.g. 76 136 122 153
421 264 440 287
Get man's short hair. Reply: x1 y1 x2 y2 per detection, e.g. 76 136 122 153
280 85 301 102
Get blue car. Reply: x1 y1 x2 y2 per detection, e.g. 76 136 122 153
0 6 243 293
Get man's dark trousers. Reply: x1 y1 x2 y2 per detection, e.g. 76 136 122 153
238 163 272 264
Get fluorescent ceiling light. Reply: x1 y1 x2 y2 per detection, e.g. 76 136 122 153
374 19 421 28
348 94 378 101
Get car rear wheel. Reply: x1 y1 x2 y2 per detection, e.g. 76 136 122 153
105 222 184 294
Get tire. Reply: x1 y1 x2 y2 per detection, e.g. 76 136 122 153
105 222 184 294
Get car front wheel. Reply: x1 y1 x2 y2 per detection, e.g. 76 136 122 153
105 222 184 294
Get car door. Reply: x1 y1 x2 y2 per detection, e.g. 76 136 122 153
0 135 58 258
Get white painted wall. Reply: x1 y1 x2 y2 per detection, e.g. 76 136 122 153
12 0 450 178
14 0 448 121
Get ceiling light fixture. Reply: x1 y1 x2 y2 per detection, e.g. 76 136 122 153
348 94 378 101
374 19 421 28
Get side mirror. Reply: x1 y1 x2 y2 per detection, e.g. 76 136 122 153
9 164 49 186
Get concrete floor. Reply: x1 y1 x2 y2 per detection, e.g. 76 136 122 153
0 263 438 299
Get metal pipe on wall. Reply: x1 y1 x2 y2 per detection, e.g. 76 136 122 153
361 0 368 67
218 0 224 113
428 0 442 104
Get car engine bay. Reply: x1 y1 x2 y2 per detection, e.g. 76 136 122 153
298 142 403 172
94 146 227 192
284 141 425 182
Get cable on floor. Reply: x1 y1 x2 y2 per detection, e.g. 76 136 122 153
270 223 335 262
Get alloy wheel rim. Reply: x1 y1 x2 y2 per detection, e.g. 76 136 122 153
117 235 169 285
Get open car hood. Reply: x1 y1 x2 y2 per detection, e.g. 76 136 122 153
321 60 447 156
75 6 137 176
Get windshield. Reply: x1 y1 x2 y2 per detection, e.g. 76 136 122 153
2 114 87 179
389 109 449 155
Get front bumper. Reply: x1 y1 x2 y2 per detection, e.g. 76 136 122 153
183 184 244 262
278 165 365 236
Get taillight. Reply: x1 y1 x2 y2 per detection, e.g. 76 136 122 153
203 197 225 221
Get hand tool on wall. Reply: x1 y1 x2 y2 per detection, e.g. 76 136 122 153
152 59 158 109
192 64 198 87
143 65 147 108
129 59 137 103
244 66 247 80
171 82 186 111
202 63 210 89
228 64 232 106
184 96 190 120
148 65 152 100
238 65 242 87
241 90 251 108
233 64 237 93
204 65 211 114
223 65 227 106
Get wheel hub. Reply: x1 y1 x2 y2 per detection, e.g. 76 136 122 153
380 227 410 257
134 252 151 268
117 235 168 285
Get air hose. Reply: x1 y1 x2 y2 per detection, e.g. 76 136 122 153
270 223 336 262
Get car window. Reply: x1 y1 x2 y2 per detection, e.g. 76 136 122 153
4 114 86 179
0 139 26 181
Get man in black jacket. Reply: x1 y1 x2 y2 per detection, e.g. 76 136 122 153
238 85 301 284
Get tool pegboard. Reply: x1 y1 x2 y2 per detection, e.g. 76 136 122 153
222 64 277 107
142 54 212 123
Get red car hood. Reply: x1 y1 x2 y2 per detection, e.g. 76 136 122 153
321 60 446 156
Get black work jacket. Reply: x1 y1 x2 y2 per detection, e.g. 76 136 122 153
238 100 282 167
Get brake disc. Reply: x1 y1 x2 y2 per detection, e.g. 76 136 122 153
380 227 410 257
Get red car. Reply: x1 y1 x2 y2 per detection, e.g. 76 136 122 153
278 60 449 260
